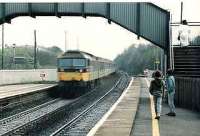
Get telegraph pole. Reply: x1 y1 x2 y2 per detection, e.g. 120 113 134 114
34 30 37 69
13 44 16 69
180 2 183 23
1 24 4 70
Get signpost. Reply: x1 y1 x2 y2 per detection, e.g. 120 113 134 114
40 71 46 81
155 59 160 70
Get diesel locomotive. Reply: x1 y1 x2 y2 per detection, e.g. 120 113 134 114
57 50 116 94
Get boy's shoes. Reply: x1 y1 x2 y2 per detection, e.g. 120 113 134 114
166 112 176 116
155 116 160 120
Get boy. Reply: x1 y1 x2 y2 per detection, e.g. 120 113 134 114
149 71 164 120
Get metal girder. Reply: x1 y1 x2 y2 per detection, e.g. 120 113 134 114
136 3 140 39
106 3 111 24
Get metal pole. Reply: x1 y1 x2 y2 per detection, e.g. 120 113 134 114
1 24 4 70
160 49 163 72
155 50 156 70
157 47 159 70
34 30 37 69
166 12 171 71
13 44 16 69
180 2 183 23
164 50 167 77
170 14 174 70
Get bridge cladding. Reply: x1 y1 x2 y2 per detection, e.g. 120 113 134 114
0 2 171 69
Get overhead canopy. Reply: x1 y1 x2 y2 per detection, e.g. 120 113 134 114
0 2 170 49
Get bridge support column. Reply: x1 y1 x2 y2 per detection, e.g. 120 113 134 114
164 49 170 76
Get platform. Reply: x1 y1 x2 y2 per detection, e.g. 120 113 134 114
88 77 200 136
0 84 57 100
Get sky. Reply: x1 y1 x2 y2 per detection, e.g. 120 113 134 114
0 0 200 60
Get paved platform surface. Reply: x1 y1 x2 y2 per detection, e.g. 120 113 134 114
0 84 57 99
130 78 152 136
159 103 200 136
131 78 200 136
88 77 200 136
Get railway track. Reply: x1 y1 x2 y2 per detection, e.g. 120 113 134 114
0 84 100 136
0 98 69 136
50 73 129 136
0 72 128 136
0 86 58 120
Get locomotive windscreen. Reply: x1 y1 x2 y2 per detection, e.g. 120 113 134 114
58 58 86 67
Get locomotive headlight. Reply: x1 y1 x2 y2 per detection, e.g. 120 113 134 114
79 69 83 72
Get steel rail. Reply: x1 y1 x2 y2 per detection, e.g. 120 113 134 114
0 85 57 111
0 98 64 136
0 98 61 126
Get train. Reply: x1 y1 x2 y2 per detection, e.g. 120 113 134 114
57 50 116 95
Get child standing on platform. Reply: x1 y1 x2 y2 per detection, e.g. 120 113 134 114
149 70 164 120
165 69 176 116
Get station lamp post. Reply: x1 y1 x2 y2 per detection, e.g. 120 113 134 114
155 59 160 70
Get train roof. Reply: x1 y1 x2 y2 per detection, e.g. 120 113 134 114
58 50 95 60
58 50 112 63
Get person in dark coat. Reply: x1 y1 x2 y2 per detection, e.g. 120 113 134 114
149 70 164 120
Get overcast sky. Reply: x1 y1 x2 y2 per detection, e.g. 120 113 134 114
0 0 200 60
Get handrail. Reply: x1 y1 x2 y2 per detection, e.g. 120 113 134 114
172 45 200 47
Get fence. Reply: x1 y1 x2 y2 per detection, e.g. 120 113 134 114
175 77 200 112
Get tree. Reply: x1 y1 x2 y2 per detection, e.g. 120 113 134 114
0 45 63 69
114 44 162 75
192 35 200 45
48 46 63 54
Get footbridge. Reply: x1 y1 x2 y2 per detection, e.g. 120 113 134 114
0 2 170 50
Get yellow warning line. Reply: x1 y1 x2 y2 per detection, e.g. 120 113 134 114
145 78 160 136
150 95 160 136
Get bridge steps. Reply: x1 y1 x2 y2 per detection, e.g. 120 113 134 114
173 46 200 77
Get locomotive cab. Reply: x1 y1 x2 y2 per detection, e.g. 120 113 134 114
57 58 90 82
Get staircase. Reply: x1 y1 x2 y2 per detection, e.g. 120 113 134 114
173 46 200 77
